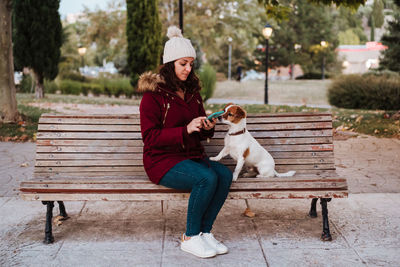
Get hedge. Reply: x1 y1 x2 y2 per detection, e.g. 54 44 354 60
327 73 400 110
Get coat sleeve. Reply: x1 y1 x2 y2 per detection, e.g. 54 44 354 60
140 92 187 148
196 93 215 140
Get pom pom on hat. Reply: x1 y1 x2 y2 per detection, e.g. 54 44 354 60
167 26 183 39
163 25 196 64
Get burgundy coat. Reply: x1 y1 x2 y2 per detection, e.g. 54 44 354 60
138 72 214 184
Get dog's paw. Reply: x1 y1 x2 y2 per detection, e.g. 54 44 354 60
209 156 219 161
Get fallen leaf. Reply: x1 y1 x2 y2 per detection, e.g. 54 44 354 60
53 215 64 226
243 208 256 218
374 129 380 134
20 134 29 141
355 116 363 124
20 162 29 167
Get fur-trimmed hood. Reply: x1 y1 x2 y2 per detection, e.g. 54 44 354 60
137 71 164 93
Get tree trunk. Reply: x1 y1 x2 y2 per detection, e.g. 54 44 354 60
290 63 294 80
0 0 19 123
33 71 44 99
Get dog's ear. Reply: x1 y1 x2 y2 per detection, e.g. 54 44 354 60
236 106 247 119
224 103 234 110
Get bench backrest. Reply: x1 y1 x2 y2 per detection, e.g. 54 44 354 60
35 112 334 180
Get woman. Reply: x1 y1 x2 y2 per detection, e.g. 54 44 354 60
138 26 233 258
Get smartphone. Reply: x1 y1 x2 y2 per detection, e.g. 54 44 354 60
206 111 224 121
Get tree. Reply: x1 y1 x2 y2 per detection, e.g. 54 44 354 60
126 0 162 89
258 0 367 21
0 0 18 123
258 0 339 76
379 2 400 72
76 0 127 69
13 0 62 99
170 0 268 76
335 6 367 45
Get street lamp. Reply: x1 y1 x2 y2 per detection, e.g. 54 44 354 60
262 23 273 104
320 41 328 80
78 46 87 67
228 37 233 80
179 0 183 33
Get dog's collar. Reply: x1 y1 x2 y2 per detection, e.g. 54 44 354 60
229 128 246 136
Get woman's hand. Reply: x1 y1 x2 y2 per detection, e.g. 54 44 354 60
202 118 217 131
187 117 207 134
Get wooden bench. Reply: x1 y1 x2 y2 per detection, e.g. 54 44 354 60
20 112 348 243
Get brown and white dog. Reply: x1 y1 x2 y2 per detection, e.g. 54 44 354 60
210 104 296 181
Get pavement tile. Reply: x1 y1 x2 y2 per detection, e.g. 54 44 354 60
264 248 365 267
76 200 163 222
357 248 400 266
53 249 162 267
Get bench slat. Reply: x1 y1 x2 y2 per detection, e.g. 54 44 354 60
35 154 335 164
22 174 343 184
38 124 141 132
37 122 332 132
39 112 332 118
33 169 337 179
36 137 333 148
20 179 347 192
20 190 348 201
37 129 333 139
38 115 332 125
34 164 335 173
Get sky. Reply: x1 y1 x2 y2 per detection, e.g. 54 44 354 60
59 0 110 18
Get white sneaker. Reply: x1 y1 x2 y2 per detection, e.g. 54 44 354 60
202 232 228 255
180 233 217 258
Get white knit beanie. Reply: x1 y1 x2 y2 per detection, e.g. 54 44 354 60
163 26 196 64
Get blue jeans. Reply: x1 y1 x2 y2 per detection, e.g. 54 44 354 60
159 158 233 236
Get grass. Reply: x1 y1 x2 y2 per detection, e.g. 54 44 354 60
213 80 331 106
0 104 55 142
17 93 142 106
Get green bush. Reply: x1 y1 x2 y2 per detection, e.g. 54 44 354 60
59 80 82 95
89 83 104 96
44 79 59 94
97 78 133 97
18 74 34 93
199 63 217 102
328 74 400 110
58 71 87 82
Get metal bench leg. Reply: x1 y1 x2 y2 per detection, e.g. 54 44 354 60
42 201 55 244
320 198 332 241
309 198 318 218
57 201 70 220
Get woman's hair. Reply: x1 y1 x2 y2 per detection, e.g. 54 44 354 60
159 61 200 93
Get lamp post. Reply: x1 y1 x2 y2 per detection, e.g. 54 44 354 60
78 46 87 67
262 23 273 104
320 41 328 80
228 37 232 80
179 0 183 33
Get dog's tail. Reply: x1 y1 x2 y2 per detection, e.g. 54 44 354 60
274 170 296 177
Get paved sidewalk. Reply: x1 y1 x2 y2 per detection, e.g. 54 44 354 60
0 135 400 266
